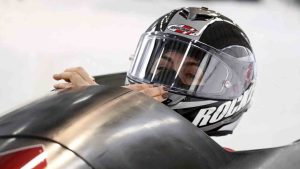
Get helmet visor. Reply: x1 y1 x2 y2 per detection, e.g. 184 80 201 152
128 33 255 100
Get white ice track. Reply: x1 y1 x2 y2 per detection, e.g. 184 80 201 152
0 0 299 150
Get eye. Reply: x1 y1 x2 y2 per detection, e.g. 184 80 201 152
161 55 172 62
157 66 164 70
158 59 173 69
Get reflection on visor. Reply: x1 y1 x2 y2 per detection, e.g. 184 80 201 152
128 33 255 100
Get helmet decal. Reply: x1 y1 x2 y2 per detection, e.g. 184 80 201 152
192 85 255 127
167 24 201 36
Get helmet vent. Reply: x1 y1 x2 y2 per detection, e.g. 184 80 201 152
179 9 189 19
193 14 214 21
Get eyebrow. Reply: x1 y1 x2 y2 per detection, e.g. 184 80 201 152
161 55 173 63
184 61 198 67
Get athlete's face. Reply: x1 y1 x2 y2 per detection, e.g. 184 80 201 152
154 51 202 86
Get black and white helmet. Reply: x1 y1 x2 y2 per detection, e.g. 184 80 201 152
127 7 256 136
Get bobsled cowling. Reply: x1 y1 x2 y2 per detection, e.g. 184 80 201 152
0 84 299 169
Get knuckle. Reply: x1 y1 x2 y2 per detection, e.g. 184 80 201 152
69 73 76 79
160 86 166 93
154 87 161 93
141 89 150 96
64 67 73 72
76 66 84 71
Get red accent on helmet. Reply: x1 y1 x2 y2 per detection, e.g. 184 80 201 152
175 29 184 34
182 25 193 29
224 147 235 152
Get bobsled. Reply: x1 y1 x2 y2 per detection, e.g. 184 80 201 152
0 73 299 169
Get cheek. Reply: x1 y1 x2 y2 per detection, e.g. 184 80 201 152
180 68 199 84
158 60 173 69
184 67 197 76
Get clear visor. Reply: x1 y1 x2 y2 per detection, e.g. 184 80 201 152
128 33 255 100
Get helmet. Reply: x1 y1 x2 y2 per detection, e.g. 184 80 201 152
126 7 256 136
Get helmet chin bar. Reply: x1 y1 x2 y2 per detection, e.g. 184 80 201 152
162 92 186 106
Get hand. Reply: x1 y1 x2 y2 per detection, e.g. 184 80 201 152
124 84 168 102
53 67 98 89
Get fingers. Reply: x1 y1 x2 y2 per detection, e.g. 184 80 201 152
144 87 168 102
140 86 167 97
124 84 168 102
53 82 73 89
53 72 89 86
153 94 168 102
64 67 95 84
123 83 154 91
53 67 98 89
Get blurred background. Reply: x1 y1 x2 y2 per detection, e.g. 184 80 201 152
0 0 300 150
